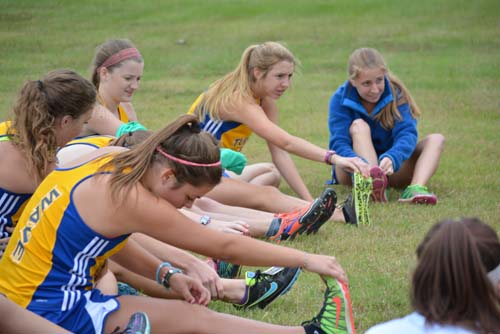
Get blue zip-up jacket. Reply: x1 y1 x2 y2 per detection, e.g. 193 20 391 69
328 78 417 172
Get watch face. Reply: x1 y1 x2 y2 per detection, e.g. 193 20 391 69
200 215 211 225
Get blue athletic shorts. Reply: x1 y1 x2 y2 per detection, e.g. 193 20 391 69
34 289 120 334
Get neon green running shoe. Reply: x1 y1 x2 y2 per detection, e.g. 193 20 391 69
301 276 356 334
398 184 437 205
352 172 372 226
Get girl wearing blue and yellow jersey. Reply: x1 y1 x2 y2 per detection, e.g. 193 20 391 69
190 42 369 221
328 48 444 204
80 39 147 138
56 133 307 309
0 114 353 334
0 70 95 259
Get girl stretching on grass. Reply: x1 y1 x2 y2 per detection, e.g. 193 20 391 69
328 47 444 204
189 41 369 224
0 115 355 334
0 69 96 259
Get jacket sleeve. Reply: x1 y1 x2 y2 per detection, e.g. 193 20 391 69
379 102 418 172
328 91 358 159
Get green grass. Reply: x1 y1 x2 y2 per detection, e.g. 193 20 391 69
1 0 499 331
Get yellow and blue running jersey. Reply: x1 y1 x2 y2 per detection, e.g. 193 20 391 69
188 93 257 152
0 121 12 142
0 121 32 237
0 154 130 312
64 134 115 149
117 104 130 123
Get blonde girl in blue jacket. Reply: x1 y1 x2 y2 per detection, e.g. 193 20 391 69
328 48 445 204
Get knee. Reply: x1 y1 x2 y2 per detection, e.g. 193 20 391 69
263 163 281 187
349 118 371 137
427 133 446 152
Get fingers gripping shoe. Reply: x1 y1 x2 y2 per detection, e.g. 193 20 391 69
369 166 388 203
207 258 241 279
302 276 355 334
234 267 302 310
352 173 372 226
306 188 337 235
112 312 151 334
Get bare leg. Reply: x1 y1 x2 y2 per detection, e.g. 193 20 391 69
109 260 247 303
95 266 119 295
206 178 309 213
106 296 305 334
193 197 274 220
190 197 274 236
388 134 445 188
350 119 378 165
227 162 281 187
0 294 72 333
335 119 377 185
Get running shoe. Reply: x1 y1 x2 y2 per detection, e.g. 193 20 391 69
340 193 357 227
398 184 437 205
306 188 337 235
234 267 302 310
112 312 151 334
207 258 241 279
369 166 388 203
301 276 356 334
352 172 372 226
269 199 326 243
117 282 142 296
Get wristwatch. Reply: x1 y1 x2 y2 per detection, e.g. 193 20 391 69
162 266 183 289
200 215 211 225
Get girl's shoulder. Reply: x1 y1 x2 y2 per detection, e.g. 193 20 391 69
0 142 37 193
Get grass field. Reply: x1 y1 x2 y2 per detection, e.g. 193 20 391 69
1 0 499 331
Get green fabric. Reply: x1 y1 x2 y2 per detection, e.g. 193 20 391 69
220 148 247 175
115 121 148 137
0 136 10 142
399 184 432 199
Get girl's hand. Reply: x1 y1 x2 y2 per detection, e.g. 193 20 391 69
379 157 394 175
334 156 370 178
169 274 211 306
184 258 224 300
207 220 250 236
303 253 348 285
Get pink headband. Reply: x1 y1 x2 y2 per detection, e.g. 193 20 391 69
156 147 221 167
99 48 142 71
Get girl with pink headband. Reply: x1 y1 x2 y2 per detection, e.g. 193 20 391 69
0 114 354 334
81 39 147 137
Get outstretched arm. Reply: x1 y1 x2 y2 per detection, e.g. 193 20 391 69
118 188 348 284
264 101 313 200
225 98 368 178
83 104 125 136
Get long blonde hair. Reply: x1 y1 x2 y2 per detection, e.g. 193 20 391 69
194 42 298 120
9 69 96 183
348 48 420 129
100 114 222 203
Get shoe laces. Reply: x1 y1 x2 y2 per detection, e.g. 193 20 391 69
301 280 340 329
111 326 133 334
